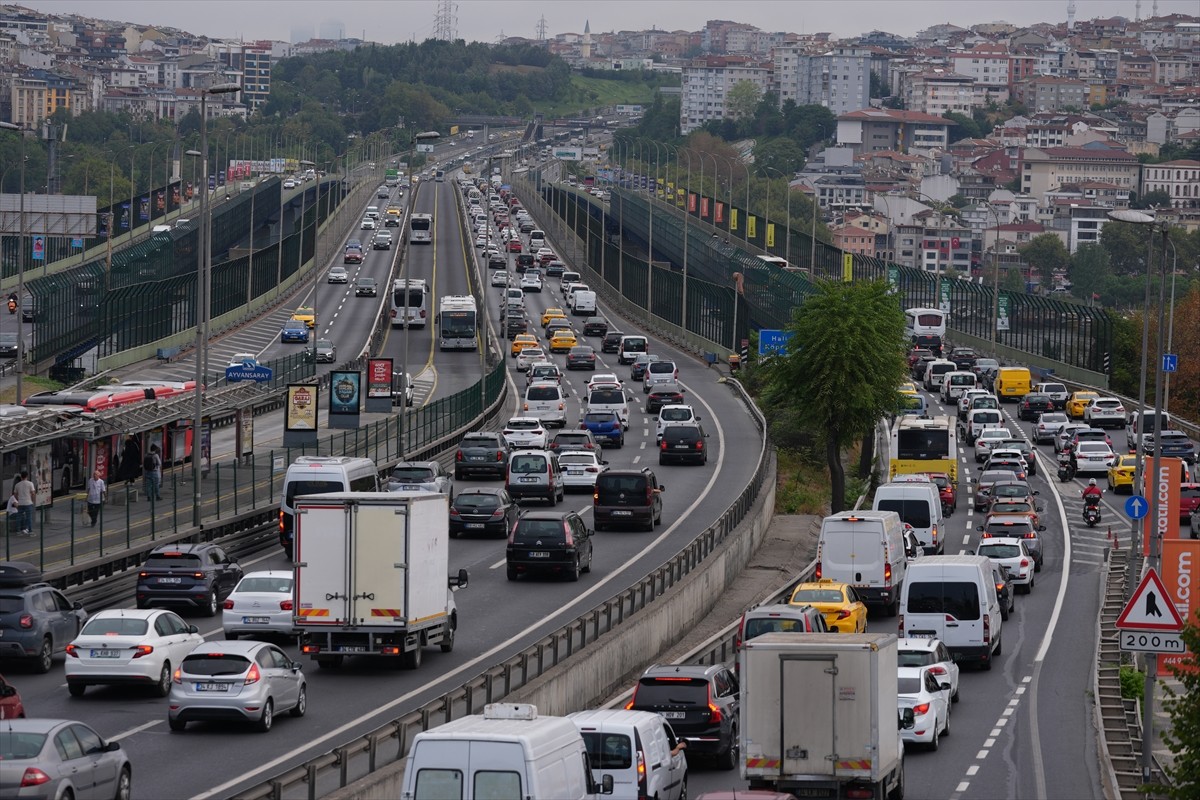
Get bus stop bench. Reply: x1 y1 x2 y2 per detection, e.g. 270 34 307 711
156 346 182 361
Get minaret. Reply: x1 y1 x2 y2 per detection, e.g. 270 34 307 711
581 20 592 59
1067 0 1077 31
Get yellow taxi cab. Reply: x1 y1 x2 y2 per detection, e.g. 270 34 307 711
787 580 867 634
548 330 578 353
1107 454 1137 493
511 333 539 358
386 206 401 216
1066 391 1099 419
984 498 1041 529
898 382 919 395
541 307 567 328
293 306 316 328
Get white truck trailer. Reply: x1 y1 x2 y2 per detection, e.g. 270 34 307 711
740 632 910 799
293 491 468 670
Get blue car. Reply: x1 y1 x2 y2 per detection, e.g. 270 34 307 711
281 317 309 343
581 411 624 448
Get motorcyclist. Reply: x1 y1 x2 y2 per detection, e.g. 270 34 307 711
1082 479 1102 506
6 292 16 314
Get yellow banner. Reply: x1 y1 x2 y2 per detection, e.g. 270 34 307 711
843 252 854 282
767 223 775 248
731 209 739 232
450 125 459 136
748 215 757 239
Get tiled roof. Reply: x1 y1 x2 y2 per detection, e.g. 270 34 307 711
838 108 951 125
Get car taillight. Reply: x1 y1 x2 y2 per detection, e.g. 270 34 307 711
279 511 285 532
280 599 293 611
245 664 261 685
814 561 822 580
696 440 704 450
490 508 505 518
563 523 575 547
898 613 904 633
884 562 892 586
173 666 183 684
983 612 991 644
65 643 79 658
419 309 426 318
223 599 235 610
927 665 947 677
837 609 852 619
523 403 529 410
931 524 938 544
449 507 460 517
708 701 723 724
496 450 505 461
636 749 648 795
132 645 154 659
456 451 463 462
1024 532 1036 539
912 702 930 715
18 613 33 629
1020 558 1030 568
660 440 667 451
20 768 51 787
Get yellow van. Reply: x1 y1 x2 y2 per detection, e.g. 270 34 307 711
994 367 1032 401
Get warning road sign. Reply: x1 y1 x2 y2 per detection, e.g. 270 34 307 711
1115 568 1186 632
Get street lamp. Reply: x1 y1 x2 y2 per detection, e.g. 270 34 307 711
1 121 26 401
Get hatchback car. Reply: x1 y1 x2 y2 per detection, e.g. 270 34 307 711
897 637 960 704
503 417 548 450
601 330 625 354
65 608 204 697
326 265 349 283
630 353 662 381
897 666 951 751
566 345 596 371
454 432 510 479
343 247 364 264
221 571 297 640
559 451 607 491
735 604 829 655
309 339 336 363
168 640 306 732
583 317 608 337
354 276 377 296
450 488 518 538
581 411 624 448
659 424 709 466
1034 412 1070 445
0 562 88 673
979 515 1044 570
506 510 594 581
388 462 454 496
135 544 244 616
646 383 686 414
0 719 131 799
594 468 664 532
280 318 309 343
1018 392 1054 421
629 664 740 770
976 537 1035 593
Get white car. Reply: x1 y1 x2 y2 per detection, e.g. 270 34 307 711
327 265 349 283
282 179 296 189
1074 441 1116 473
474 234 489 249
976 537 1035 593
1034 412 1070 445
585 383 631 429
958 388 990 417
897 665 952 750
973 428 1013 463
222 570 298 640
360 218 375 230
65 609 204 697
520 273 543 292
559 450 606 490
1084 397 1126 429
491 270 510 287
587 373 623 391
897 637 960 704
227 352 258 368
656 404 699 443
516 347 547 371
502 417 548 450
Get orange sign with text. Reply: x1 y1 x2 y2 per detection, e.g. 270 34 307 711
1158 539 1200 677
1144 457 1182 556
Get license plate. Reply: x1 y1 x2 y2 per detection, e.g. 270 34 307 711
90 649 122 658
466 523 485 529
661 711 686 720
469 455 485 461
519 477 538 483
612 510 632 516
158 577 182 584
567 468 583 474
242 616 270 624
674 444 690 449
910 631 937 638
337 645 366 653
195 682 229 692
529 551 550 558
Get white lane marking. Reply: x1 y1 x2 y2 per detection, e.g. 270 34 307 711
633 456 641 464
962 535 971 545
956 783 970 793
110 720 162 741
640 441 646 450
967 766 980 776
489 557 506 570
977 749 990 758
983 738 996 748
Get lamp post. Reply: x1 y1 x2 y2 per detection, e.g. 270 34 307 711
1163 238 1178 414
1 121 26 401
190 82 241 528
761 165 793 267
127 145 137 237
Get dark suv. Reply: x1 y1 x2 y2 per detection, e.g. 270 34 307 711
630 663 740 770
454 432 510 480
601 330 625 354
594 468 664 532
1018 392 1054 421
659 424 709 466
0 562 88 673
135 544 244 616
506 510 594 581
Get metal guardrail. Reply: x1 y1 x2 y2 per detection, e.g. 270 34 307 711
233 377 772 800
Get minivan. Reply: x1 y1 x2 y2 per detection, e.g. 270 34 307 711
594 468 663 532
506 450 564 505
1127 410 1173 443
816 510 909 614
279 456 379 558
872 479 944 555
525 381 569 428
529 229 546 248
940 370 977 402
900 555 1003 670
994 367 1032 402
569 710 687 800
573 289 598 316
922 359 956 391
586 384 631 428
966 407 1005 445
643 360 679 394
617 336 648 365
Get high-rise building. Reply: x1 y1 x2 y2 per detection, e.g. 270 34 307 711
773 45 871 116
680 56 771 134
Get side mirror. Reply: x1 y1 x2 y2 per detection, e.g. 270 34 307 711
601 774 614 794
292 661 303 672
1032 490 1041 496
658 485 665 491
105 741 122 753
587 528 595 537
976 525 984 532
452 568 469 589
1036 505 1044 512
73 601 83 610
695 416 701 421
188 625 200 634
939 682 952 692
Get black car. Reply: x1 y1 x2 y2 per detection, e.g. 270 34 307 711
646 383 685 414
516 253 536 273
949 347 977 370
582 317 608 337
992 566 1015 620
383 215 401 227
454 432 510 480
506 317 529 339
354 277 378 297
659 423 709 465
911 333 942 357
0 331 17 359
0 562 88 673
601 330 625 354
630 354 662 381
135 544 244 616
545 260 566 277
593 468 664 532
450 488 518 538
506 510 594 581
631 663 740 769
488 254 508 270
1018 392 1054 421
566 345 596 371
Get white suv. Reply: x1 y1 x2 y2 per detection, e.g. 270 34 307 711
1084 397 1125 429
656 404 699 443
524 380 568 428
974 428 1013 463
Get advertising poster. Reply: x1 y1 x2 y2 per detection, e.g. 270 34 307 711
997 294 1010 331
700 197 709 219
730 208 738 232
1144 457 1183 556
330 372 361 415
286 384 318 430
238 411 254 457
688 193 697 214
939 279 951 315
747 215 757 239
201 418 212 474
1158 539 1200 676
139 197 150 221
843 253 854 282
715 202 724 224
30 445 53 507
766 223 775 248
93 439 110 482
368 358 393 398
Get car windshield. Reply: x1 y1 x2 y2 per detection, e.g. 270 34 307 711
987 522 1032 536
581 732 632 770
635 678 708 705
745 616 809 638
992 484 1030 498
560 453 596 466
462 435 498 447
454 494 499 510
527 387 559 401
791 588 845 603
510 455 547 474
237 577 292 593
392 468 434 482
906 581 981 619
285 480 343 505
1041 414 1068 424
661 408 691 421
512 519 565 543
81 616 150 636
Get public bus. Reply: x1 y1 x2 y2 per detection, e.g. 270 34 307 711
390 278 428 328
437 295 478 351
889 415 958 483
434 169 445 182
409 213 433 244
903 307 947 354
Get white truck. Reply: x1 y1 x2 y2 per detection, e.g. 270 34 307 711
740 632 910 799
293 491 468 670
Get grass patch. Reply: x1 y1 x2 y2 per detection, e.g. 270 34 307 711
775 443 870 516
0 375 63 405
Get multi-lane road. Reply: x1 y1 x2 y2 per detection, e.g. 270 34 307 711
8 162 767 799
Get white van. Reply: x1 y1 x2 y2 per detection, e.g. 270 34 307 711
872 479 944 555
279 456 379 558
529 229 546 248
566 283 592 309
568 710 686 800
816 510 910 615
966 407 1005 445
1127 409 1172 443
506 450 565 505
573 289 597 316
525 381 569 428
900 555 1003 670
941 370 978 402
403 703 612 799
922 359 956 391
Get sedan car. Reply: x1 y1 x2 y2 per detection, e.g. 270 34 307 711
354 277 377 297
1018 392 1054 421
0 719 131 798
0 331 18 359
897 637 959 704
541 307 567 327
629 353 661 381
372 231 393 250
582 317 608 337
566 345 596 371
65 608 204 697
897 666 951 750
559 451 607 491
326 265 349 283
167 640 306 732
516 347 548 372
449 488 519 538
976 537 1035 593
221 571 297 640
1074 441 1117 474
1107 454 1138 493
520 273 543 292
925 472 956 514
360 217 376 230
974 428 1013 463
310 339 335 363
787 580 868 633
388 462 454 496
646 383 686 414
491 270 510 288
502 417 549 450
549 330 578 354
1066 391 1100 419
292 306 316 328
973 470 1017 512
511 333 539 358
343 247 364 264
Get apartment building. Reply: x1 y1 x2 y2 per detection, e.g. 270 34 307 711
1018 76 1089 113
836 108 952 155
772 45 871 116
1019 145 1140 201
1140 159 1200 208
948 43 1010 88
10 70 77 129
894 211 973 273
903 68 985 115
680 56 770 133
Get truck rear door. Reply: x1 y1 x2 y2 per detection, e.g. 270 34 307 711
295 504 351 625
850 528 883 588
781 655 836 777
349 502 408 625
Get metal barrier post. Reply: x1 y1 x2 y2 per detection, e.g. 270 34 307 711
124 484 132 543
215 463 220 520
69 500 75 563
171 472 178 533
233 458 239 516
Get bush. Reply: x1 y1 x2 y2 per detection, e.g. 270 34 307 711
1119 664 1144 702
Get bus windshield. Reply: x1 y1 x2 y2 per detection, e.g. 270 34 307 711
896 428 950 460
441 311 476 338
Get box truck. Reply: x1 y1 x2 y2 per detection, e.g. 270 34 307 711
740 633 910 799
293 491 468 670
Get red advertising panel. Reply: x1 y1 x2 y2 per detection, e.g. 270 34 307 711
688 193 697 213
1144 457 1183 556
367 358 393 399
715 202 725 224
700 197 709 218
1158 539 1200 676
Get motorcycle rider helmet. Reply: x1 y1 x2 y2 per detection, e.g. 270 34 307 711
1089 478 1097 486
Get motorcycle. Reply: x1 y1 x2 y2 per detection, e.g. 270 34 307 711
1083 500 1101 527
1057 454 1076 482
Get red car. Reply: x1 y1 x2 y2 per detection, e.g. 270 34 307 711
925 472 957 514
343 247 363 264
506 239 523 253
1181 483 1200 522
0 673 25 719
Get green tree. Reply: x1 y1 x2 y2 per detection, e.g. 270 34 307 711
942 111 982 142
753 137 806 177
1002 267 1027 293
869 70 890 99
1069 243 1113 302
762 280 907 512
1019 233 1070 285
1100 220 1151 276
1163 614 1200 798
1132 189 1172 209
727 80 762 121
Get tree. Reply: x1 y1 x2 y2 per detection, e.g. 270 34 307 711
1163 613 1200 799
753 137 806 177
1100 220 1151 276
762 280 907 513
727 80 762 121
1132 189 1172 209
1069 243 1113 302
1002 267 1027 293
943 111 982 143
869 70 890 99
1019 233 1070 285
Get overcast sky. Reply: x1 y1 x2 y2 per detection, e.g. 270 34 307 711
23 0 1200 44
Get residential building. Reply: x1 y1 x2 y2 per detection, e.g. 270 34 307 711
948 43 1011 89
1140 159 1200 208
680 55 770 134
772 45 871 116
832 224 876 256
1045 204 1112 253
1018 76 1090 113
894 210 973 273
1019 145 1141 202
903 68 985 115
213 41 272 110
10 70 76 129
835 108 952 155
1145 107 1200 145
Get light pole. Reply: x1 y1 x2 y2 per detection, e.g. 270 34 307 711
127 145 137 237
1 122 26 401
1163 238 1178 413
190 82 241 528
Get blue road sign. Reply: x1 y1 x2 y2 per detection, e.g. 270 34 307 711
758 329 794 357
224 361 273 384
1125 495 1149 520
1162 354 1178 373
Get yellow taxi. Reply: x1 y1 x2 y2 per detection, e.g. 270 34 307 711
1107 454 1138 493
386 206 401 217
541 307 567 327
788 580 868 634
1066 391 1099 419
548 329 578 353
898 382 919 395
511 333 539 358
293 306 316 328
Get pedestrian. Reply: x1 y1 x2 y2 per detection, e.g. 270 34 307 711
143 445 163 502
13 471 35 536
86 469 106 527
119 436 141 486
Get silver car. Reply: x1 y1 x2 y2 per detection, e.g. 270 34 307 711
167 640 306 732
0 718 131 800
222 571 297 640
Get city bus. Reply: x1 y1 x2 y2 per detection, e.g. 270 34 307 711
434 169 445 182
390 278 428 328
437 295 478 351
889 415 958 483
409 213 433 244
904 307 946 354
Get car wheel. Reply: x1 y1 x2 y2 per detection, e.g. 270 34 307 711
942 707 951 736
507 565 518 581
1034 558 1042 573
1000 604 1010 621
204 591 219 617
679 776 688 800
33 637 53 674
68 682 86 697
441 614 456 653
114 766 133 800
994 634 1003 657
401 642 423 670
454 469 463 481
254 699 274 732
290 685 307 717
582 549 592 574
928 719 940 751
952 686 960 704
168 716 187 732
154 662 172 697
569 557 580 582
716 724 739 770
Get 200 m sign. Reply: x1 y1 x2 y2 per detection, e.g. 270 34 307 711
1120 631 1185 653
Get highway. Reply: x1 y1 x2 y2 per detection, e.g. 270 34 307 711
7 165 768 800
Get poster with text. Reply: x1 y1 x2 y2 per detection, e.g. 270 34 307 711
286 385 318 430
330 371 362 415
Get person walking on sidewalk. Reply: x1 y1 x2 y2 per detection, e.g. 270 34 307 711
143 445 163 502
13 471 35 536
86 469 107 527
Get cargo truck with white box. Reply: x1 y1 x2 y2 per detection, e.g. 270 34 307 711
739 632 910 799
292 492 468 670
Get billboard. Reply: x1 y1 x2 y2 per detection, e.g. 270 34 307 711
0 194 99 236
367 358 393 398
285 384 318 430
1158 539 1200 676
553 147 583 161
330 371 361 415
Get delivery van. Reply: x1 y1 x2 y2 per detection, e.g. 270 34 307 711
993 367 1032 402
279 456 379 558
872 479 944 555
815 510 909 615
900 555 1003 670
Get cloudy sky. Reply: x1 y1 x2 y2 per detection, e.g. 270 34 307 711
23 0 1200 45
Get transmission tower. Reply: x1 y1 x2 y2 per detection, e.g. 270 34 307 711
433 0 458 41
536 15 548 41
